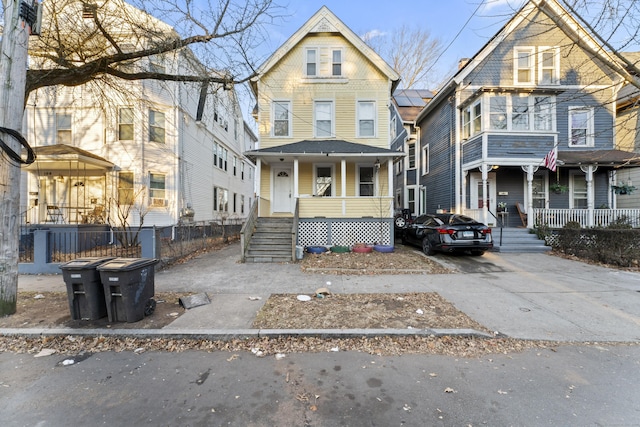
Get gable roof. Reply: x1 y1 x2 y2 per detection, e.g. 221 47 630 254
416 0 636 123
249 6 400 95
245 139 401 162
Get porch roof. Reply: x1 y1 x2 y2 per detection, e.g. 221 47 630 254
25 144 114 172
245 140 403 164
558 149 640 167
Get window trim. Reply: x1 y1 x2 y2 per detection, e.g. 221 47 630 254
313 100 334 138
356 164 375 197
56 112 72 145
487 94 556 132
305 48 317 77
331 48 342 77
569 171 587 209
538 46 560 85
356 100 376 138
118 171 135 206
149 109 166 144
271 100 292 137
407 141 416 170
313 163 335 197
568 107 594 147
118 107 134 141
514 46 536 86
148 172 166 206
461 100 482 139
421 144 430 175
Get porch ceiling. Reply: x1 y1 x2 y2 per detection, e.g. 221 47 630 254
245 139 403 164
558 149 640 167
25 144 114 173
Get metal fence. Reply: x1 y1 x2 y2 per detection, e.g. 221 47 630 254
157 220 242 265
48 229 141 263
19 227 34 263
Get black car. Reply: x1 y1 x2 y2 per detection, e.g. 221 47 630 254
401 213 493 256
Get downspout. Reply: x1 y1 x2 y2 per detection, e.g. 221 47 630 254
454 90 462 213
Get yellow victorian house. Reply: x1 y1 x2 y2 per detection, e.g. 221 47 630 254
244 6 401 261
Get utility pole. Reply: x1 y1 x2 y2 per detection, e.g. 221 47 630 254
0 0 36 315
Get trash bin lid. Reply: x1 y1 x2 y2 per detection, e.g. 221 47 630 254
96 257 159 272
59 257 117 270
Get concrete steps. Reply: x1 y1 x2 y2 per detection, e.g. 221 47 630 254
491 227 551 253
244 217 294 263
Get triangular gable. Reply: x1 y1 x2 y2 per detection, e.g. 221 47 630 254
250 6 399 93
455 0 632 85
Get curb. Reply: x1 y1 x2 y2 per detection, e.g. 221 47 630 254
0 328 495 340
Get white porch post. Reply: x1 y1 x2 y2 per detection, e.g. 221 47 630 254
256 159 262 214
582 165 596 227
293 158 299 198
481 163 490 225
525 165 534 228
341 159 346 215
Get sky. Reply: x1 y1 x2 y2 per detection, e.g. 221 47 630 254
258 0 528 87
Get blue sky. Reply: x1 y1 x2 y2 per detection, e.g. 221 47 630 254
260 0 527 84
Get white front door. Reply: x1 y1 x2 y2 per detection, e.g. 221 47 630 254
470 172 497 221
273 168 292 213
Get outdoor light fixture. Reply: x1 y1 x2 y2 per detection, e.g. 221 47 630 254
374 158 381 169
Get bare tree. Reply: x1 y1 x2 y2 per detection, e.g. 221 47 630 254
0 0 283 316
363 24 446 89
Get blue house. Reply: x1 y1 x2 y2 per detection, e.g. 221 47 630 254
415 0 640 229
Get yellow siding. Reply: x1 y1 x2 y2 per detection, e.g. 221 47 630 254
298 196 393 218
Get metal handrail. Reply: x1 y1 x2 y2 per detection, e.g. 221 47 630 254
240 199 259 261
488 210 504 246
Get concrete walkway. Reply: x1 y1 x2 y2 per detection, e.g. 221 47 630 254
12 242 640 342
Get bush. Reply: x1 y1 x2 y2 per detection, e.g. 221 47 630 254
553 227 640 267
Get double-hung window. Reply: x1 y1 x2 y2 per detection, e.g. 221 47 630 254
332 49 342 76
56 113 72 144
489 96 507 130
213 187 228 212
315 165 333 197
422 144 430 175
357 101 375 137
149 109 165 143
514 47 535 85
272 101 291 137
118 108 134 140
407 142 416 169
569 107 594 147
314 101 333 137
539 47 560 85
488 94 555 132
149 173 166 206
306 48 317 76
571 174 588 208
534 96 553 131
511 95 530 130
118 172 134 205
358 166 375 196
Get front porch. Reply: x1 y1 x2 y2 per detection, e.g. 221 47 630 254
465 208 640 229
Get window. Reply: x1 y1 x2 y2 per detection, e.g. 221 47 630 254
306 48 317 76
539 47 559 85
118 108 134 140
149 109 165 143
358 166 375 196
390 116 397 140
315 166 333 196
56 113 72 144
462 101 482 138
118 172 134 205
241 195 245 214
149 55 165 73
514 47 535 85
421 144 430 175
332 49 342 76
213 187 228 212
571 174 587 208
511 95 529 130
233 193 237 213
223 148 228 171
234 119 238 141
314 101 333 137
357 101 375 137
217 144 223 169
531 175 546 209
233 156 237 176
489 96 507 130
272 101 291 137
241 162 245 180
407 141 416 169
569 108 593 147
149 173 166 205
488 94 555 132
407 188 416 215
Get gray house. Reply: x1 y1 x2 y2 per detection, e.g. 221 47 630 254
415 0 640 229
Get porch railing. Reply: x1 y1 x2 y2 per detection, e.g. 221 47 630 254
533 208 640 228
240 199 259 261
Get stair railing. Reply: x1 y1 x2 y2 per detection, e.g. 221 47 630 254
291 198 299 261
240 198 259 262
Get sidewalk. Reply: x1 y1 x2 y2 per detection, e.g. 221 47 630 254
10 242 640 342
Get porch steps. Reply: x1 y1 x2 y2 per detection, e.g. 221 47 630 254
244 217 294 263
492 227 552 253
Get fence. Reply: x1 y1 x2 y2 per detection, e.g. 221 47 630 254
19 220 243 274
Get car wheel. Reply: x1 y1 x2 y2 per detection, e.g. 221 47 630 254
422 238 436 255
470 250 485 256
394 216 406 228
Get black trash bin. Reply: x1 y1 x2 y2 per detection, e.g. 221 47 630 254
59 257 115 320
97 258 159 323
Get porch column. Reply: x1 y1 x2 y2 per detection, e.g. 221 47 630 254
256 159 262 215
387 159 393 217
525 165 534 228
341 159 346 215
582 165 596 227
462 171 468 216
293 158 299 198
481 163 490 225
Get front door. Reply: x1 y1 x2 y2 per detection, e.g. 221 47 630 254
273 168 292 213
470 172 497 223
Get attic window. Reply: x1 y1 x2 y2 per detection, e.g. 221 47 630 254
82 3 97 19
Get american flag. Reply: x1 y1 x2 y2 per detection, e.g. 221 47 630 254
543 148 556 172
